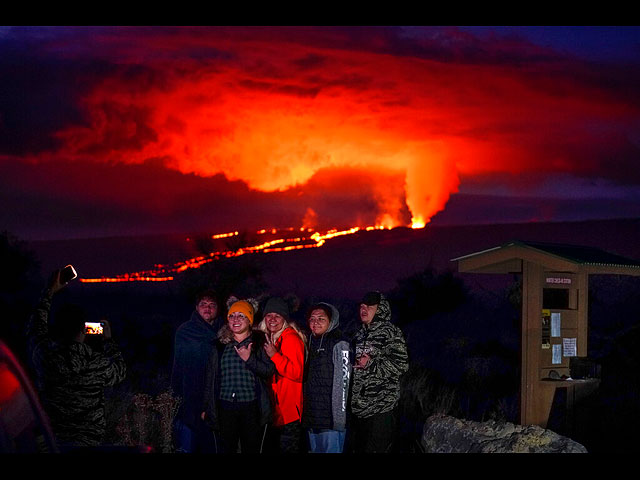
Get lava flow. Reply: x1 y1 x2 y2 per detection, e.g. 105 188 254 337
78 225 390 283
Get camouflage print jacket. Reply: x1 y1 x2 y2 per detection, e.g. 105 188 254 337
26 289 126 447
350 295 409 418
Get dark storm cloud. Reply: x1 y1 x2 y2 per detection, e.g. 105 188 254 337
0 26 234 148
0 34 109 155
287 26 565 66
291 53 328 71
0 27 181 156
320 26 640 109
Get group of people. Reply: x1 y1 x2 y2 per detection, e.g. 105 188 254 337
171 289 409 454
23 267 409 454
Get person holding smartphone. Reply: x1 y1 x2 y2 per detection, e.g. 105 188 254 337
25 268 126 449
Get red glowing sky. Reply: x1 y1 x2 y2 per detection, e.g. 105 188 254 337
2 26 640 240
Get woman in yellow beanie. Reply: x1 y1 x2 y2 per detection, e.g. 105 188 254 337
202 297 275 453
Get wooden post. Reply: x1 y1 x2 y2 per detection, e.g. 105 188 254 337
520 260 543 425
577 272 588 356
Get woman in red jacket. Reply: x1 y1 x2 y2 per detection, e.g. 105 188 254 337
258 296 307 453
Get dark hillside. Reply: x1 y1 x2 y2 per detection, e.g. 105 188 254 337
16 218 640 452
29 218 640 300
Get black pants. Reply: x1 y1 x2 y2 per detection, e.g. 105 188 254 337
264 420 304 453
352 409 397 453
218 400 265 453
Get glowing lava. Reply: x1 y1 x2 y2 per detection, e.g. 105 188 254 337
79 224 391 283
411 218 426 229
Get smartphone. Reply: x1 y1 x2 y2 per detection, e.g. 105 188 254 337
60 265 77 284
84 322 104 335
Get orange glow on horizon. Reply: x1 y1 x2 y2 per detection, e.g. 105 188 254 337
78 224 396 284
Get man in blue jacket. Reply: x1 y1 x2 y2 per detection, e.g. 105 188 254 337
171 289 223 453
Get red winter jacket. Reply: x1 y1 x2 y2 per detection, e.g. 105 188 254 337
269 327 305 426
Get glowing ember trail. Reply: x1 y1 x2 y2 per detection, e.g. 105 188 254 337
79 225 389 283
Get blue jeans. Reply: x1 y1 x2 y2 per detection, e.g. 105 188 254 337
308 429 346 453
174 418 218 453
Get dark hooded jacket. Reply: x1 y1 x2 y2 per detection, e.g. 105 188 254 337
202 326 274 430
303 303 351 431
170 310 223 428
350 294 408 418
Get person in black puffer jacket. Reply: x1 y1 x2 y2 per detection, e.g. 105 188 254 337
302 302 351 453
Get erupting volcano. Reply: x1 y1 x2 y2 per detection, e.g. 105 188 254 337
3 27 640 242
47 29 464 230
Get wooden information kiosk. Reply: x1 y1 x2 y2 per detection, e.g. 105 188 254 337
454 240 640 429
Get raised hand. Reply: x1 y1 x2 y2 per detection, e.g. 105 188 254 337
234 342 252 362
263 336 277 358
354 353 371 369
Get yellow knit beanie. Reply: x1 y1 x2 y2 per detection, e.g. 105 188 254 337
227 300 255 325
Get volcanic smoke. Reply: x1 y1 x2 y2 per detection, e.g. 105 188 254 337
53 82 460 229
21 27 631 233
43 30 467 230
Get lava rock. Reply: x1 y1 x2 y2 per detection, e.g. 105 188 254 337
421 414 587 453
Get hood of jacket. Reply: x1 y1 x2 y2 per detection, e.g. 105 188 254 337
366 293 392 328
315 302 340 334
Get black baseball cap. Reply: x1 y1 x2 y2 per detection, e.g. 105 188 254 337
361 291 382 306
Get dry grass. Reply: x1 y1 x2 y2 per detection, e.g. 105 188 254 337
115 390 181 453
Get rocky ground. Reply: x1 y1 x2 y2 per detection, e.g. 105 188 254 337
421 414 588 453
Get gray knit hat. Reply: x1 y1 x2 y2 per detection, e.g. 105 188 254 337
263 297 290 320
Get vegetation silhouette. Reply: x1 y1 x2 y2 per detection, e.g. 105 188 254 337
387 267 468 327
0 230 42 362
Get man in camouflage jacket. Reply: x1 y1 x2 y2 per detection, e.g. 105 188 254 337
350 291 408 453
26 270 126 449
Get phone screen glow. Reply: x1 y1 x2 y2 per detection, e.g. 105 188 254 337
84 322 104 335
